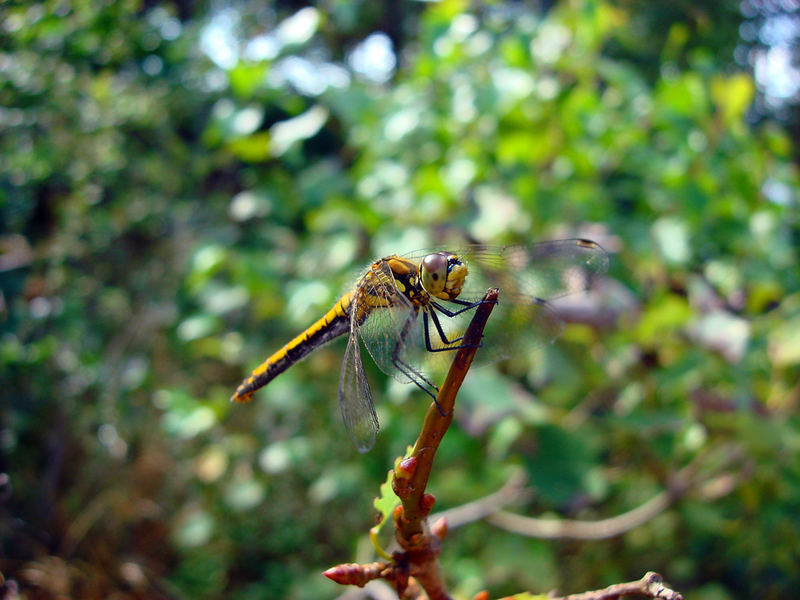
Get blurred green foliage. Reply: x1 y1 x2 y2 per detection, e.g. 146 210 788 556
1 0 799 599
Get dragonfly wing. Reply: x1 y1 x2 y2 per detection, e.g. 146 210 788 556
457 239 608 302
339 330 379 453
355 260 419 384
490 295 564 356
416 239 608 363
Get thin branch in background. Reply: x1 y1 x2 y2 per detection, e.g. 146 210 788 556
497 445 746 540
439 443 746 541
487 491 672 540
431 470 530 530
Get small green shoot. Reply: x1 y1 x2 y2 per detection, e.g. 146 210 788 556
370 467 400 560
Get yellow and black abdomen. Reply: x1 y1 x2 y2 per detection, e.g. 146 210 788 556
231 292 353 403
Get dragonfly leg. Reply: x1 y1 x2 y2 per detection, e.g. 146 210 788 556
424 309 462 348
423 308 482 353
391 312 448 416
391 312 441 397
393 356 448 417
392 355 439 399
431 298 486 318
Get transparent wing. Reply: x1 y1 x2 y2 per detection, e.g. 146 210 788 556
462 239 608 302
338 326 379 453
354 260 418 383
404 239 608 363
349 259 440 398
405 239 608 303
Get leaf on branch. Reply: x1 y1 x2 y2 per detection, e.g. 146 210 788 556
370 463 403 559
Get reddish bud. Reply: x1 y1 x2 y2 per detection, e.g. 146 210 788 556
323 562 385 587
395 456 418 479
472 591 490 600
393 505 404 524
421 493 436 512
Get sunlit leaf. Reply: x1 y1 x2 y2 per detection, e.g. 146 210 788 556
269 105 329 157
769 315 800 367
229 62 269 98
711 73 755 127
228 131 271 162
370 461 405 559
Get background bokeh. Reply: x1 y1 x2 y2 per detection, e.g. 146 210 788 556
1 0 799 598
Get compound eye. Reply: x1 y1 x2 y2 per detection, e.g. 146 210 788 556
420 252 448 294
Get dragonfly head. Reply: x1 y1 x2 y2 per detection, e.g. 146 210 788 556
420 252 468 300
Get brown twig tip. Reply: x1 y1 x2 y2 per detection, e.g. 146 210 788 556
431 516 448 539
642 572 682 600
323 561 387 587
548 571 682 600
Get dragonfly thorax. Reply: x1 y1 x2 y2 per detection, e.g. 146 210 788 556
419 251 468 301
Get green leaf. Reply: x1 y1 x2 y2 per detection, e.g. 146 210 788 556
635 294 693 346
656 72 708 117
370 467 401 559
523 425 598 505
269 105 329 157
652 216 690 265
373 467 400 525
229 62 269 99
227 131 271 162
769 314 800 367
711 73 754 126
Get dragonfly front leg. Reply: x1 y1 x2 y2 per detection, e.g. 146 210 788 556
423 310 462 350
430 298 485 318
423 307 483 353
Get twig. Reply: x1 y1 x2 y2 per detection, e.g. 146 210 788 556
487 491 671 540
391 289 499 600
547 571 682 600
326 291 688 600
485 443 746 540
431 470 530 530
394 289 500 530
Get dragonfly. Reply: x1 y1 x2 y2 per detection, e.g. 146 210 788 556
231 239 608 452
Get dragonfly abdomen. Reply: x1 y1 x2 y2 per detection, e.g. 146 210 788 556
231 292 353 403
